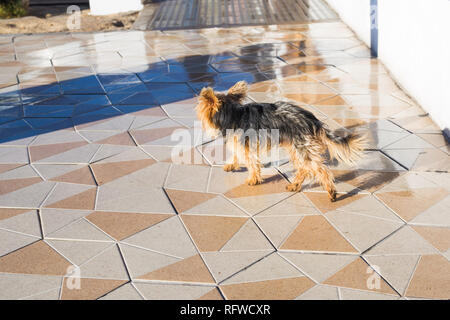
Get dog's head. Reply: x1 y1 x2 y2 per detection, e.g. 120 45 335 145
196 81 248 131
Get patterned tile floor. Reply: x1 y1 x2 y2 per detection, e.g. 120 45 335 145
0 22 449 300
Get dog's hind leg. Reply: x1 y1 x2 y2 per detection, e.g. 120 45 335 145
285 145 309 192
286 142 337 201
286 168 309 192
310 158 337 202
300 140 337 201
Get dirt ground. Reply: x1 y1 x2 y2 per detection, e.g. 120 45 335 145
0 5 140 34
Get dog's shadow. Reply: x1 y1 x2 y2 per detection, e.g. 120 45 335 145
282 169 400 202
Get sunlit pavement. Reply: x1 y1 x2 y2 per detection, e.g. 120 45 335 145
0 22 449 300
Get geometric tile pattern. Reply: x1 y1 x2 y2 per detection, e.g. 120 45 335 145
0 21 448 299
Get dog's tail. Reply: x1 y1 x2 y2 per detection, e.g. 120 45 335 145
319 128 367 166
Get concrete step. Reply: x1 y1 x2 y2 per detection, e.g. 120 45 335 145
140 0 337 31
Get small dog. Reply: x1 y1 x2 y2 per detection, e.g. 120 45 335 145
196 81 367 202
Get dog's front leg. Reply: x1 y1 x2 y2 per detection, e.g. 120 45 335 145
223 156 239 172
244 148 262 186
223 136 240 172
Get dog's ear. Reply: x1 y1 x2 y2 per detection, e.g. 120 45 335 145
199 87 220 112
227 81 248 102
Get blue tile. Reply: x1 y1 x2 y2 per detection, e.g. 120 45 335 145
107 83 149 95
38 94 110 107
97 73 143 92
114 104 161 114
210 62 259 73
24 105 74 118
189 72 267 94
0 119 32 140
208 52 237 63
136 62 170 82
72 106 122 127
144 73 190 83
0 95 21 106
188 80 231 93
21 94 57 106
145 83 195 105
73 98 113 115
25 117 73 130
236 43 299 57
110 92 160 105
0 128 41 144
220 72 268 84
0 105 22 117
20 84 61 95
166 55 210 66
0 116 21 125
60 75 105 94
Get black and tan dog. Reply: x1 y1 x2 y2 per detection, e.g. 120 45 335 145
196 81 367 202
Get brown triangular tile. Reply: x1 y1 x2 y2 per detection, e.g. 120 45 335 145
181 215 248 252
280 215 357 253
29 141 87 162
333 118 371 129
323 258 397 295
51 166 96 185
376 188 448 221
165 189 216 213
86 211 172 240
131 126 182 145
295 64 328 74
224 174 288 198
90 159 155 185
315 94 347 105
198 288 223 300
0 163 25 174
412 226 450 252
44 188 97 210
0 208 31 221
220 277 315 300
305 191 368 214
416 133 449 148
139 254 215 283
0 177 42 195
406 254 450 299
61 278 127 300
284 93 336 105
97 132 136 146
0 240 71 275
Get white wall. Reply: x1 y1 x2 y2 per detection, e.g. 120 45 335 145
89 0 143 15
378 0 450 131
325 0 450 131
325 0 371 46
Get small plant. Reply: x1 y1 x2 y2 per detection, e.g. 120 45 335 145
0 0 28 19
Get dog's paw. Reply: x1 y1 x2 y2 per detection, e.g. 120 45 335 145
246 177 263 186
223 164 238 172
286 183 301 192
328 190 337 202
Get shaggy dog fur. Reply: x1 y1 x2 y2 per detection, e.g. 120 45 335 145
196 81 367 202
